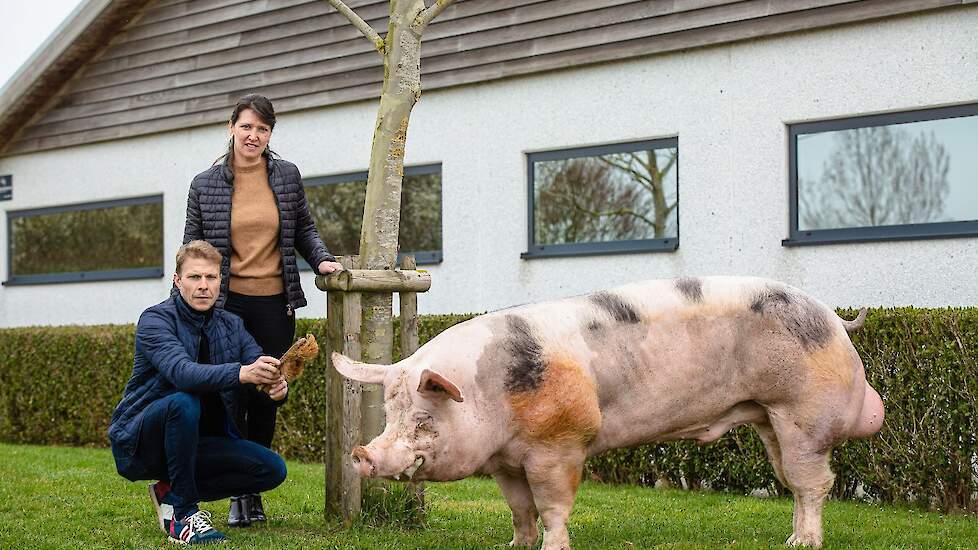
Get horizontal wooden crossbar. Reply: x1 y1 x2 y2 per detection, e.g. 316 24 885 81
315 269 432 293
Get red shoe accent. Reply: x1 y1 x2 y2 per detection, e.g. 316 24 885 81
155 480 172 500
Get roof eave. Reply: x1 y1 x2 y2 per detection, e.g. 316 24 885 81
0 0 151 156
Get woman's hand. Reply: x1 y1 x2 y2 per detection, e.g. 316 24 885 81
318 260 344 275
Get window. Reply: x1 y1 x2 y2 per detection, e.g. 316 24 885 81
786 104 978 245
523 139 679 258
303 164 442 265
5 195 164 285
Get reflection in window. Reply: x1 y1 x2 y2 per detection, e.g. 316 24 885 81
529 140 677 254
9 197 163 278
304 166 442 263
797 114 978 231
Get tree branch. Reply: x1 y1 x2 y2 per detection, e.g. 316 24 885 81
596 155 655 195
325 0 385 54
660 150 677 176
413 0 457 33
566 194 656 229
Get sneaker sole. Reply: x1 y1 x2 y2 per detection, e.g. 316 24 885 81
167 535 227 545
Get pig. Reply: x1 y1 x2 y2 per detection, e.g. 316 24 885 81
331 276 884 549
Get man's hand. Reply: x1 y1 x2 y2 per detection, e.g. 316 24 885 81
240 356 282 386
267 379 289 401
318 260 344 275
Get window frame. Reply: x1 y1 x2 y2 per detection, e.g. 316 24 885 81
522 138 680 259
784 103 978 247
4 194 165 286
301 163 443 266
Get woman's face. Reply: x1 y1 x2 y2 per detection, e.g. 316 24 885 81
229 108 273 163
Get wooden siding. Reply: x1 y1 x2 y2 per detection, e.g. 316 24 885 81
1 0 970 156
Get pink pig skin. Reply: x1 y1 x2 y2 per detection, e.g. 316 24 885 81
333 276 884 550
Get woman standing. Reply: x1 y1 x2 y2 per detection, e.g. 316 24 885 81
183 94 343 526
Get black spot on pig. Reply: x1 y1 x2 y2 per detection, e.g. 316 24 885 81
675 277 703 302
750 286 831 349
589 291 640 324
751 288 792 312
503 315 545 393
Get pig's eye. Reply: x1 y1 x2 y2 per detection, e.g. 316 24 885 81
415 415 434 432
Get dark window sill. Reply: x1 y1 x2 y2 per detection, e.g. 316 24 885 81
3 267 165 286
521 239 678 259
783 221 978 247
402 251 442 266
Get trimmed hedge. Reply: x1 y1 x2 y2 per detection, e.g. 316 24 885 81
1 309 976 513
0 314 474 460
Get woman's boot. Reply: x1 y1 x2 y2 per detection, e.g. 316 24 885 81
249 493 266 522
228 495 252 527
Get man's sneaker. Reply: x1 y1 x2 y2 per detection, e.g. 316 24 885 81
165 510 228 545
149 481 174 531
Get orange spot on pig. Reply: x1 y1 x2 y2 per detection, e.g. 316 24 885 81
509 352 601 445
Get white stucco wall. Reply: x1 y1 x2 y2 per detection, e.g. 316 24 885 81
1 8 976 327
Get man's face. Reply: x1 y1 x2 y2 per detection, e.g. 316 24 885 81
174 257 221 312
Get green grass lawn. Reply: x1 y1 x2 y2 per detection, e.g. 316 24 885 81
1 443 975 549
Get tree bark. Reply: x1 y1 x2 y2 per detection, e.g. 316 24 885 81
323 0 455 523
358 0 426 441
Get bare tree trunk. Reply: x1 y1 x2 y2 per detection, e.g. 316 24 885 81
324 4 455 519
357 0 426 440
646 150 668 238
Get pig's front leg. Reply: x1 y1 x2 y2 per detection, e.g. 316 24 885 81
493 471 539 547
524 448 586 550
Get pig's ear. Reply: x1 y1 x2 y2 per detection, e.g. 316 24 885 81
418 369 464 403
331 351 387 384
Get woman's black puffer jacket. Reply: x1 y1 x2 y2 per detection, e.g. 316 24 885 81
182 156 335 311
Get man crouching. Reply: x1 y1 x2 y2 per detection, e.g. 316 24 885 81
109 241 288 545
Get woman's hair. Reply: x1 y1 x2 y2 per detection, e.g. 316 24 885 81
176 240 222 274
216 93 278 165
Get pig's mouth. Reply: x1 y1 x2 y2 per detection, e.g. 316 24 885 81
392 456 424 481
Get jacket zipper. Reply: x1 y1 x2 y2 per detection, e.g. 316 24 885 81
224 164 234 306
268 160 292 316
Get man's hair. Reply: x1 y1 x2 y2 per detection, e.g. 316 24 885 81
176 240 221 274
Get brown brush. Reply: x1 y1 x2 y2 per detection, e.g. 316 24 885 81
258 333 319 393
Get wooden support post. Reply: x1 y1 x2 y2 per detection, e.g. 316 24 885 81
399 255 424 511
321 256 433 523
316 269 431 292
325 256 362 523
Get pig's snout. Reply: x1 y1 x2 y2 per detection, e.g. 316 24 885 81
351 446 377 477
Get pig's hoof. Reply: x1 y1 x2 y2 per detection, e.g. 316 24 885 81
785 533 822 548
508 537 536 548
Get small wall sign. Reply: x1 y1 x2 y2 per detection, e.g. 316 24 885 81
0 175 10 201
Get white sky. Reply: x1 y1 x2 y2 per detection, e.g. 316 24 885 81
0 0 85 92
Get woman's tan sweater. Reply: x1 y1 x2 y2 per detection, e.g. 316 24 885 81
229 161 284 296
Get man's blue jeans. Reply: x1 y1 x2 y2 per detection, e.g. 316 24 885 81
119 392 287 519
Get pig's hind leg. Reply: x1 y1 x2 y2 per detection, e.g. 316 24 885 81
753 421 788 488
524 446 587 550
493 470 540 548
768 413 835 549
